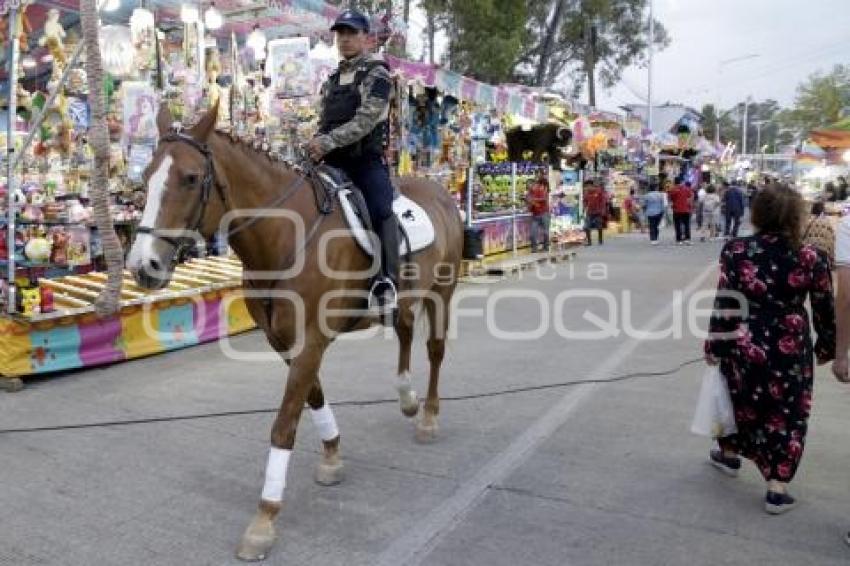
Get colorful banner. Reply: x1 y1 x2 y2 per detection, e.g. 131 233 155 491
384 55 548 122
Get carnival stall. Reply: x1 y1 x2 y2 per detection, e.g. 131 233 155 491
384 55 588 256
0 0 409 384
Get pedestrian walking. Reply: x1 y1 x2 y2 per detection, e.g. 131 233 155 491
527 174 550 253
825 181 838 202
699 185 721 241
582 180 607 246
829 212 850 548
670 180 695 244
624 188 644 233
802 201 835 267
643 182 667 246
837 176 849 201
723 181 745 237
705 184 835 515
696 184 707 231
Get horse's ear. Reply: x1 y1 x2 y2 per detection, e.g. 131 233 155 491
157 103 174 137
190 101 219 142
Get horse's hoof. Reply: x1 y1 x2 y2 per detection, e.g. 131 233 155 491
399 390 420 418
236 517 276 562
415 421 439 444
315 460 344 486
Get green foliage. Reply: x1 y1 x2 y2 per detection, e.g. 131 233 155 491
444 0 530 84
778 64 850 133
422 0 667 104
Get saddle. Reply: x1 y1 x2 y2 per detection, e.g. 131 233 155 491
312 164 436 257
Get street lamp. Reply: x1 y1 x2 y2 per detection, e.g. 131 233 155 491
715 53 760 145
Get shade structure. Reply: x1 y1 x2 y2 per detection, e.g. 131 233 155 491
810 118 850 149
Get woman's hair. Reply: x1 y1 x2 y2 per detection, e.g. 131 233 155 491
750 183 806 249
706 185 716 194
811 201 825 216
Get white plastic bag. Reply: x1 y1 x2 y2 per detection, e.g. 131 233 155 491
690 367 737 438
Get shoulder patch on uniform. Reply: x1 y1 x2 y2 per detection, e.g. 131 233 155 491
370 76 391 100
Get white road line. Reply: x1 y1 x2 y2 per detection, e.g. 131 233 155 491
374 262 718 566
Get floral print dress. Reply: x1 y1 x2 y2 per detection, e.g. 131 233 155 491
704 234 836 482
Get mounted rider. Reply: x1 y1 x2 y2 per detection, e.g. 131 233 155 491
306 8 399 318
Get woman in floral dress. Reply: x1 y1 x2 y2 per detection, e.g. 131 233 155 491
704 184 836 514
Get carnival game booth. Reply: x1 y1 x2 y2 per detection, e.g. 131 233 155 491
383 55 584 257
0 0 409 386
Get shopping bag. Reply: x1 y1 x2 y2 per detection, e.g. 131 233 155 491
690 367 737 438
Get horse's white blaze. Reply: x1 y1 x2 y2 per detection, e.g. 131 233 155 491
261 447 291 503
127 155 173 270
310 404 339 442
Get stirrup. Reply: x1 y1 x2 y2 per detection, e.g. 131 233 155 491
368 278 398 314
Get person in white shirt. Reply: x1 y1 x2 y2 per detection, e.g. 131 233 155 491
830 215 850 549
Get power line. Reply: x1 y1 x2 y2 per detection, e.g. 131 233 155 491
0 357 704 435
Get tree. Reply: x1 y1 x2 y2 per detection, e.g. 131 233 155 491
703 100 784 153
442 0 529 84
556 0 669 105
80 0 123 316
701 103 737 145
420 0 449 64
779 64 850 134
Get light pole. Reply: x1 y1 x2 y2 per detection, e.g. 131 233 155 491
647 0 654 133
715 53 759 146
741 95 752 156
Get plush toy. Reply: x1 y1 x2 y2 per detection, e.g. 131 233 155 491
67 199 91 223
50 229 69 265
39 8 67 66
0 5 32 53
39 285 55 314
21 287 41 316
24 236 51 263
21 204 44 222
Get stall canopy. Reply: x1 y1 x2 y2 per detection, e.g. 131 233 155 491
810 118 850 150
4 1 401 43
384 55 548 122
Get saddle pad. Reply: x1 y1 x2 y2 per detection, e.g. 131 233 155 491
338 188 436 257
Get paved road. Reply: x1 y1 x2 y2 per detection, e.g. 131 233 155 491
2 231 849 566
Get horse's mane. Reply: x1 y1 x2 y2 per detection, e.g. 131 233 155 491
214 128 300 176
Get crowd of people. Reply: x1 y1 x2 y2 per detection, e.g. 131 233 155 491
635 177 753 245
703 182 850 547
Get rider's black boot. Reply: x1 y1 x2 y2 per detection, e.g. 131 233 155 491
369 215 400 325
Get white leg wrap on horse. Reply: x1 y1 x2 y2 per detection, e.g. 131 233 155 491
397 372 413 396
310 404 339 442
261 447 291 503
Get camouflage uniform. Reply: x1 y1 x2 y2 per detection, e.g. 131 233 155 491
313 52 399 312
314 53 392 161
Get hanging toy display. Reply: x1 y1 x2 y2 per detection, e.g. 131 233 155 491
39 8 67 66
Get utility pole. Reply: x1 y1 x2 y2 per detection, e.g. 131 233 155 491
741 96 751 156
647 0 654 133
427 7 435 64
715 53 759 146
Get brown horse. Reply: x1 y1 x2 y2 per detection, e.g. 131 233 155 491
126 103 463 561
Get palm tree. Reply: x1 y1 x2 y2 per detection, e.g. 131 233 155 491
80 0 123 316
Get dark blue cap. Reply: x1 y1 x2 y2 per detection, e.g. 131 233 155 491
330 9 370 33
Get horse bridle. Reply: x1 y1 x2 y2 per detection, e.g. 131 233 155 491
135 129 319 260
135 131 220 255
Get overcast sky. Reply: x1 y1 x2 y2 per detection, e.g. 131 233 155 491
406 0 850 113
